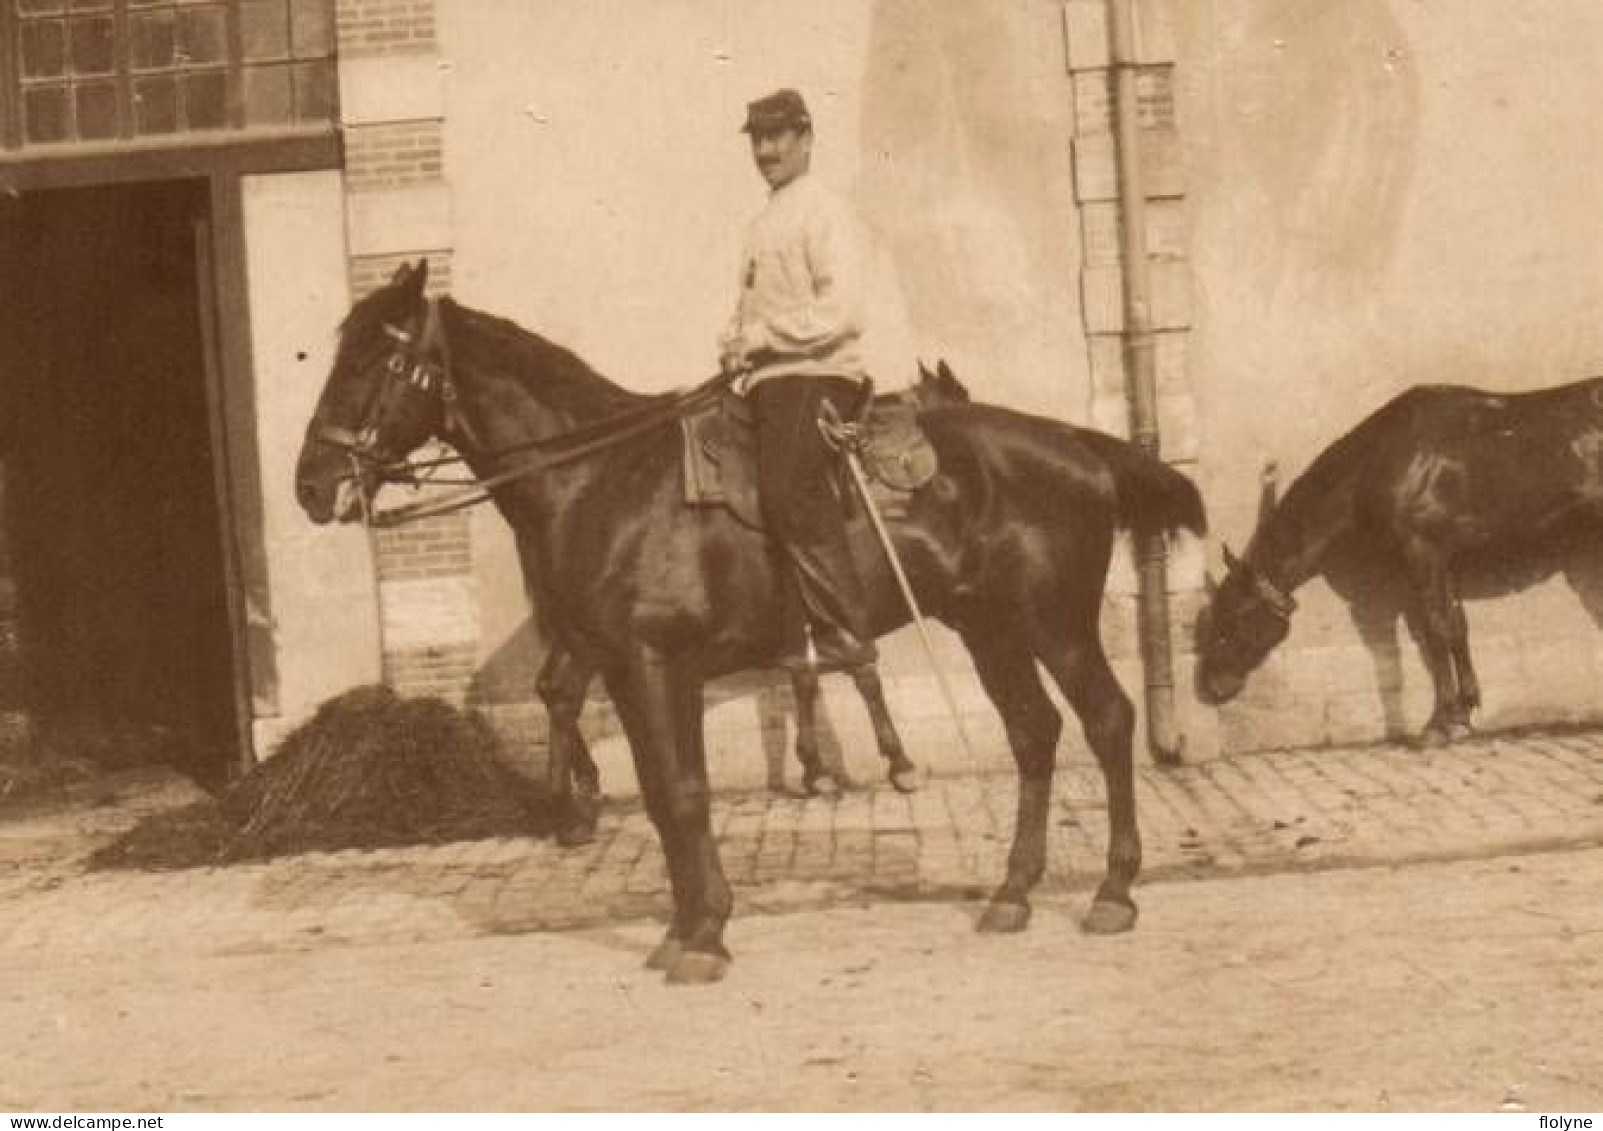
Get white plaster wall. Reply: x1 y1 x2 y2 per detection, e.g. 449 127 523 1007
1180 0 1603 747
438 1 1084 412
436 2 1092 787
242 170 383 754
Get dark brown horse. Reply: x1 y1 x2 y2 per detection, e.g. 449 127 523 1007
536 359 969 846
1198 377 1603 745
295 262 1206 983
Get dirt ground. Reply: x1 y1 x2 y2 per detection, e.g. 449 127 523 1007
3 846 1601 1112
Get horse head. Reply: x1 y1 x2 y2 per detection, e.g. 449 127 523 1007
295 260 453 524
1195 541 1297 704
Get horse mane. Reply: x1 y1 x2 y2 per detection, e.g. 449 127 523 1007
439 298 644 421
1251 387 1432 572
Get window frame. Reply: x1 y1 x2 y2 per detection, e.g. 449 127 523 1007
0 0 338 156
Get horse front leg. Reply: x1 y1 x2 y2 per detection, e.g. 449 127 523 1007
537 645 601 846
787 666 840 797
609 648 733 984
847 663 920 793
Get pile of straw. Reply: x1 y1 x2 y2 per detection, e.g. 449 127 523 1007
92 685 551 870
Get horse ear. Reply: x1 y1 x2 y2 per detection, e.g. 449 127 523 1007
1222 542 1244 573
936 358 970 402
389 261 413 285
917 357 934 381
394 258 429 309
1257 460 1280 528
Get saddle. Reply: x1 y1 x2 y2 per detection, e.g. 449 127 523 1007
680 389 939 529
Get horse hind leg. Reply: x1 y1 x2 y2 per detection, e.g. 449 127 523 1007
1034 624 1141 935
1400 543 1463 747
1445 577 1479 740
956 617 1061 934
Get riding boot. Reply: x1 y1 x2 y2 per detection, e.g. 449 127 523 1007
783 526 878 673
750 374 879 673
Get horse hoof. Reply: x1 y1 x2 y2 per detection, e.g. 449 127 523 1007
666 950 730 985
888 765 923 794
1081 899 1138 935
556 818 598 848
1414 725 1452 750
975 900 1031 934
1447 721 1475 742
805 773 842 799
644 937 684 971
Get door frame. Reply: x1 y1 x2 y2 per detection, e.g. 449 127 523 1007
195 173 263 774
1 147 329 773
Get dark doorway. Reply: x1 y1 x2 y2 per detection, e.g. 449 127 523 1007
0 178 242 785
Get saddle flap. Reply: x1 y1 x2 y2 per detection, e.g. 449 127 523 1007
861 395 939 493
680 386 937 525
701 393 755 464
681 392 764 528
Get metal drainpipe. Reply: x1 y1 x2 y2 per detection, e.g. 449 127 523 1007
1108 0 1183 764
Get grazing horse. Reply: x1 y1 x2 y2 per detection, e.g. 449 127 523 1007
535 359 970 846
1197 377 1603 746
295 262 1206 983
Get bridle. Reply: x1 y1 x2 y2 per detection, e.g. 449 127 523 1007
313 298 741 528
1222 561 1296 631
1218 544 1297 625
314 299 467 475
1246 568 1297 622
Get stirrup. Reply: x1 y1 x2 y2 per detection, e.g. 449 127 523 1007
778 624 877 673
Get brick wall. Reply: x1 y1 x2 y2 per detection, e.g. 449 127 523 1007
348 251 451 301
335 0 436 56
1064 0 1212 758
335 0 476 707
371 515 473 582
341 122 444 192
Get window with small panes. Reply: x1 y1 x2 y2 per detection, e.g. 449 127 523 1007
0 0 336 151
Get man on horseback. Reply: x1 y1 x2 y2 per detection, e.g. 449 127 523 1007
719 88 879 672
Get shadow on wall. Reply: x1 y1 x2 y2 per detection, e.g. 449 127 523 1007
1206 0 1419 307
856 0 1082 412
1317 528 1603 739
1207 522 1603 747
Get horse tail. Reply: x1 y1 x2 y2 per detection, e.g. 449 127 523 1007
1081 431 1208 537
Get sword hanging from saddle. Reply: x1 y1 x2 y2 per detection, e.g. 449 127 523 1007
815 393 980 763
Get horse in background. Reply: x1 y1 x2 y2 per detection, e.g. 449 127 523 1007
295 262 1206 983
1197 377 1603 746
533 358 971 847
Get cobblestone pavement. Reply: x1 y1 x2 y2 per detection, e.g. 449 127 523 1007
2 729 1602 958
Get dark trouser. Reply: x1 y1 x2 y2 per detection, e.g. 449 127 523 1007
748 375 878 667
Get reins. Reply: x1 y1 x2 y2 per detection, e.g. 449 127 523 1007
362 366 741 528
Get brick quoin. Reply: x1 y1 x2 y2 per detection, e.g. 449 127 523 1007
342 122 444 192
336 0 478 708
348 253 451 300
335 0 436 56
382 644 478 701
373 515 474 582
